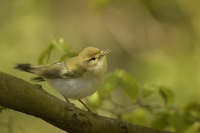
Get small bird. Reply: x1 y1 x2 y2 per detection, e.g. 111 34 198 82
15 46 110 111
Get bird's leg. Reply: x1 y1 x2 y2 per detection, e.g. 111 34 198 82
78 99 92 112
64 96 70 103
63 96 75 107
64 98 97 115
78 100 99 116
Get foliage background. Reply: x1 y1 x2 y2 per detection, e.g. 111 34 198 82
0 0 200 133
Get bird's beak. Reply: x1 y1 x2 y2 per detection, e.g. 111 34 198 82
100 49 110 59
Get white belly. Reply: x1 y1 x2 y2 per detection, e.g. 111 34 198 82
47 75 102 99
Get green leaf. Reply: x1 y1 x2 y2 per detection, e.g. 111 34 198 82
152 112 168 129
52 39 70 53
98 72 120 99
142 83 159 98
59 52 78 62
86 93 103 110
167 113 187 132
184 102 200 119
117 69 139 100
159 87 174 106
38 43 54 65
122 108 151 125
38 39 71 64
184 122 200 133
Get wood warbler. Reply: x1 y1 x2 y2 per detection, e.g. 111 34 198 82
15 46 110 111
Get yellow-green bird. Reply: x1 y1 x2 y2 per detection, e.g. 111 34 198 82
15 47 110 111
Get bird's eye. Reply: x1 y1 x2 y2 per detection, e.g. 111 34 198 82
90 57 96 61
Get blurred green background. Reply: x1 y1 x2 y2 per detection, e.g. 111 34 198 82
1 0 200 133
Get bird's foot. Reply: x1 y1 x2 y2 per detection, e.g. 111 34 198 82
78 99 99 116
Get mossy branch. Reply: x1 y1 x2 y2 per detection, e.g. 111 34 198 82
0 72 171 133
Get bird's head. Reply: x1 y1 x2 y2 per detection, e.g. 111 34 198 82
78 47 110 73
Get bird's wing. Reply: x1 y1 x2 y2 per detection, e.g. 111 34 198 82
60 57 87 79
35 62 86 79
15 58 86 81
61 66 86 78
30 63 64 78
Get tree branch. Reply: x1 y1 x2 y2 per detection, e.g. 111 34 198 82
0 72 171 133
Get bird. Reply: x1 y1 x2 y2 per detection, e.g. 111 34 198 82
15 46 110 111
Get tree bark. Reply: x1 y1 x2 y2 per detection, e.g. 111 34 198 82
0 72 171 133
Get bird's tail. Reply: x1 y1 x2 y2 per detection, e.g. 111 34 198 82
14 63 46 82
14 63 35 74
